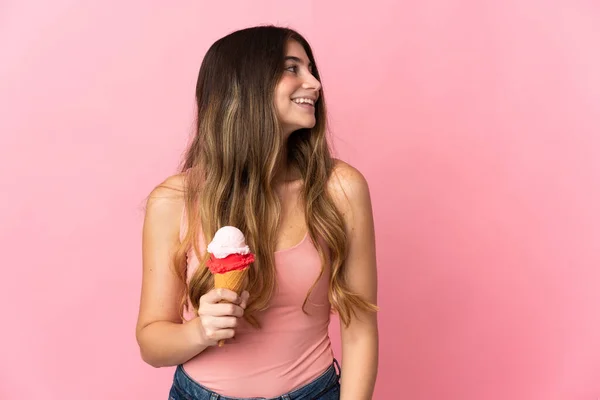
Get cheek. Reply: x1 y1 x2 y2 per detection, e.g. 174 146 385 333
276 77 296 97
275 95 293 115
274 78 297 117
275 96 290 118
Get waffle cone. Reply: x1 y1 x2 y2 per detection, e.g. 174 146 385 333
214 269 248 293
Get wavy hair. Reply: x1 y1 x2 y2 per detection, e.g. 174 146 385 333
170 25 377 328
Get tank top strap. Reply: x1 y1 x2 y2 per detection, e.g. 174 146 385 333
179 200 188 243
179 168 193 243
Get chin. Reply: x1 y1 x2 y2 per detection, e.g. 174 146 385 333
293 125 315 133
283 122 315 135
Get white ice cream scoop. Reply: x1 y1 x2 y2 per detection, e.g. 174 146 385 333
206 226 251 259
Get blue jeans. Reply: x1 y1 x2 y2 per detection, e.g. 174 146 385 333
168 359 341 400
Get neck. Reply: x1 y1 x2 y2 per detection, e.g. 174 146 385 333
273 150 289 184
273 147 300 184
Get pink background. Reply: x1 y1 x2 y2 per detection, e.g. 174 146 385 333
1 1 599 399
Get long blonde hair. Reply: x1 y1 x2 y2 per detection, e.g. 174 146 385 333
171 25 376 328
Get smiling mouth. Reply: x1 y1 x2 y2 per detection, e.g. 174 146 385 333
291 99 315 108
291 97 316 106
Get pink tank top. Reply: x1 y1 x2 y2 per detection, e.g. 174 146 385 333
179 207 334 398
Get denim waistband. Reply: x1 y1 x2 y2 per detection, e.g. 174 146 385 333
172 359 341 400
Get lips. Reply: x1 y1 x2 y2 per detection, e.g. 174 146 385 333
293 101 315 110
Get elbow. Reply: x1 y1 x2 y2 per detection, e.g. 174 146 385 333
140 349 164 368
136 327 164 368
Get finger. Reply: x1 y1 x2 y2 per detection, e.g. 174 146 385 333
201 301 244 318
204 327 235 343
240 291 250 309
215 328 236 341
212 316 238 329
202 288 240 305
211 302 244 317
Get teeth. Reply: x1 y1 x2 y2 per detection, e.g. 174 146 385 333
292 98 315 106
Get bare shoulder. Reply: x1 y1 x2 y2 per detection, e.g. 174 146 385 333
147 173 187 202
144 173 187 239
327 158 372 217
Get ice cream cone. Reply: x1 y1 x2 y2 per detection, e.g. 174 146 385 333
205 226 255 347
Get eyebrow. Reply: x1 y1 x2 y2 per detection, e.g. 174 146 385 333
284 56 313 69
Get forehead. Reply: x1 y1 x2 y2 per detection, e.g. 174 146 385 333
285 40 309 60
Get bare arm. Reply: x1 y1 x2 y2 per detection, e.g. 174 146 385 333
135 174 246 367
329 161 379 399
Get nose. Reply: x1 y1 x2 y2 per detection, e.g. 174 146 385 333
302 73 321 93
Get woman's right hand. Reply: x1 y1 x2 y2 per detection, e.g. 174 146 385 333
195 288 249 346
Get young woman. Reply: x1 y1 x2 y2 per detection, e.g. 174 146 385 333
136 25 379 400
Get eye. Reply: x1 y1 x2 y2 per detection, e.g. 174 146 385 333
285 65 298 73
